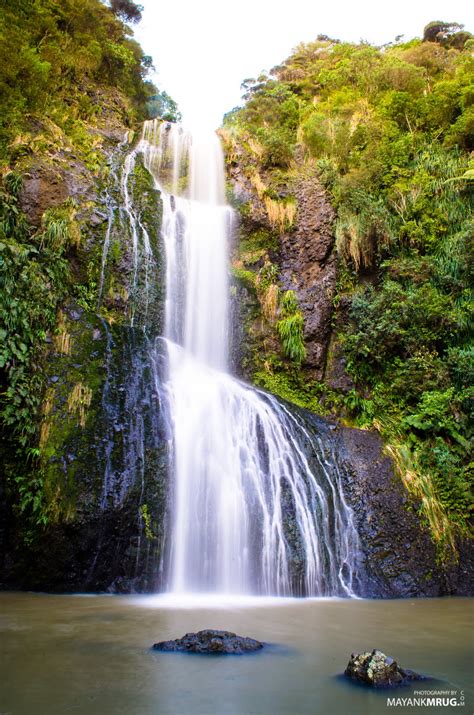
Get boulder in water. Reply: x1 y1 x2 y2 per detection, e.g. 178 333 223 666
152 629 264 654
344 650 425 687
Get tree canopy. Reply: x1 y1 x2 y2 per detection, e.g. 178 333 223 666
109 0 143 24
0 0 177 155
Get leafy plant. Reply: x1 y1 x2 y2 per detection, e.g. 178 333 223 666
0 175 70 528
277 291 306 365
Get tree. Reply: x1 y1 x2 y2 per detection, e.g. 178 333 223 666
146 90 181 122
423 20 464 44
110 0 143 23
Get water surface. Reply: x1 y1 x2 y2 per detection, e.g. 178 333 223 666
0 593 472 714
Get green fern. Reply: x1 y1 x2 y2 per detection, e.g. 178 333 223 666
277 312 306 365
280 289 299 315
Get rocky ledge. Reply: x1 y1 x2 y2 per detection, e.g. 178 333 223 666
345 650 426 688
152 629 264 654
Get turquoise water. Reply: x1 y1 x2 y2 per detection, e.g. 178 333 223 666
0 593 472 714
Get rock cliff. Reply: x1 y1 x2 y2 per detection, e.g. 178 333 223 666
225 145 472 597
1 114 170 592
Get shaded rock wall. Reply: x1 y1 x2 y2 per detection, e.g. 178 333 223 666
284 403 472 597
1 128 171 593
1 319 170 592
227 162 339 381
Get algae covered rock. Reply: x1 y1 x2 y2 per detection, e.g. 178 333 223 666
153 629 264 654
344 649 425 688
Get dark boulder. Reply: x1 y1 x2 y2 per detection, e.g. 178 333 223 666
344 650 425 688
152 629 264 654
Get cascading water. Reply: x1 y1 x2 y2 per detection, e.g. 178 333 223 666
139 120 362 597
98 133 158 329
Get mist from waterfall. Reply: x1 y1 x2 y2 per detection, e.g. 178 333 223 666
139 120 361 597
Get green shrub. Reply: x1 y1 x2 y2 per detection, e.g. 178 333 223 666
277 291 306 365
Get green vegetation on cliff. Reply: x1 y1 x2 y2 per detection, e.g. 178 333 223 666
0 0 179 154
0 0 173 535
0 173 71 528
277 290 306 365
224 23 473 556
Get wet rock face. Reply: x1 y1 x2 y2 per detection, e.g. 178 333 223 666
278 176 336 378
153 630 264 654
19 156 97 228
0 318 170 593
334 423 440 597
283 404 471 598
1 142 167 593
0 129 169 593
345 650 425 688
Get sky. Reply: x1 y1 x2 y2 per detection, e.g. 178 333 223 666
133 0 474 129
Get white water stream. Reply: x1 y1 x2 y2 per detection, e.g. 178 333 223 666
139 121 361 597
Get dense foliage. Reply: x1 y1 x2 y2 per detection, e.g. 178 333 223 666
110 0 143 24
0 0 177 155
225 24 473 553
0 173 73 527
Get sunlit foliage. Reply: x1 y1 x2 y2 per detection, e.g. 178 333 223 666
226 24 473 547
0 0 176 155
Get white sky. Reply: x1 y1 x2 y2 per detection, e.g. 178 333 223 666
134 0 473 129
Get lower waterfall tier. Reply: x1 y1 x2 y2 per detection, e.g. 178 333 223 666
165 341 360 597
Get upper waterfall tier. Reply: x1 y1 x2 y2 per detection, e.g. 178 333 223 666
141 121 226 205
140 121 230 370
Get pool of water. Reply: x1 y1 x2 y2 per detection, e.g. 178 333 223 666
0 593 472 714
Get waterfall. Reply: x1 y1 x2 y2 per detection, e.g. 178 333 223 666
138 121 361 597
98 133 157 330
